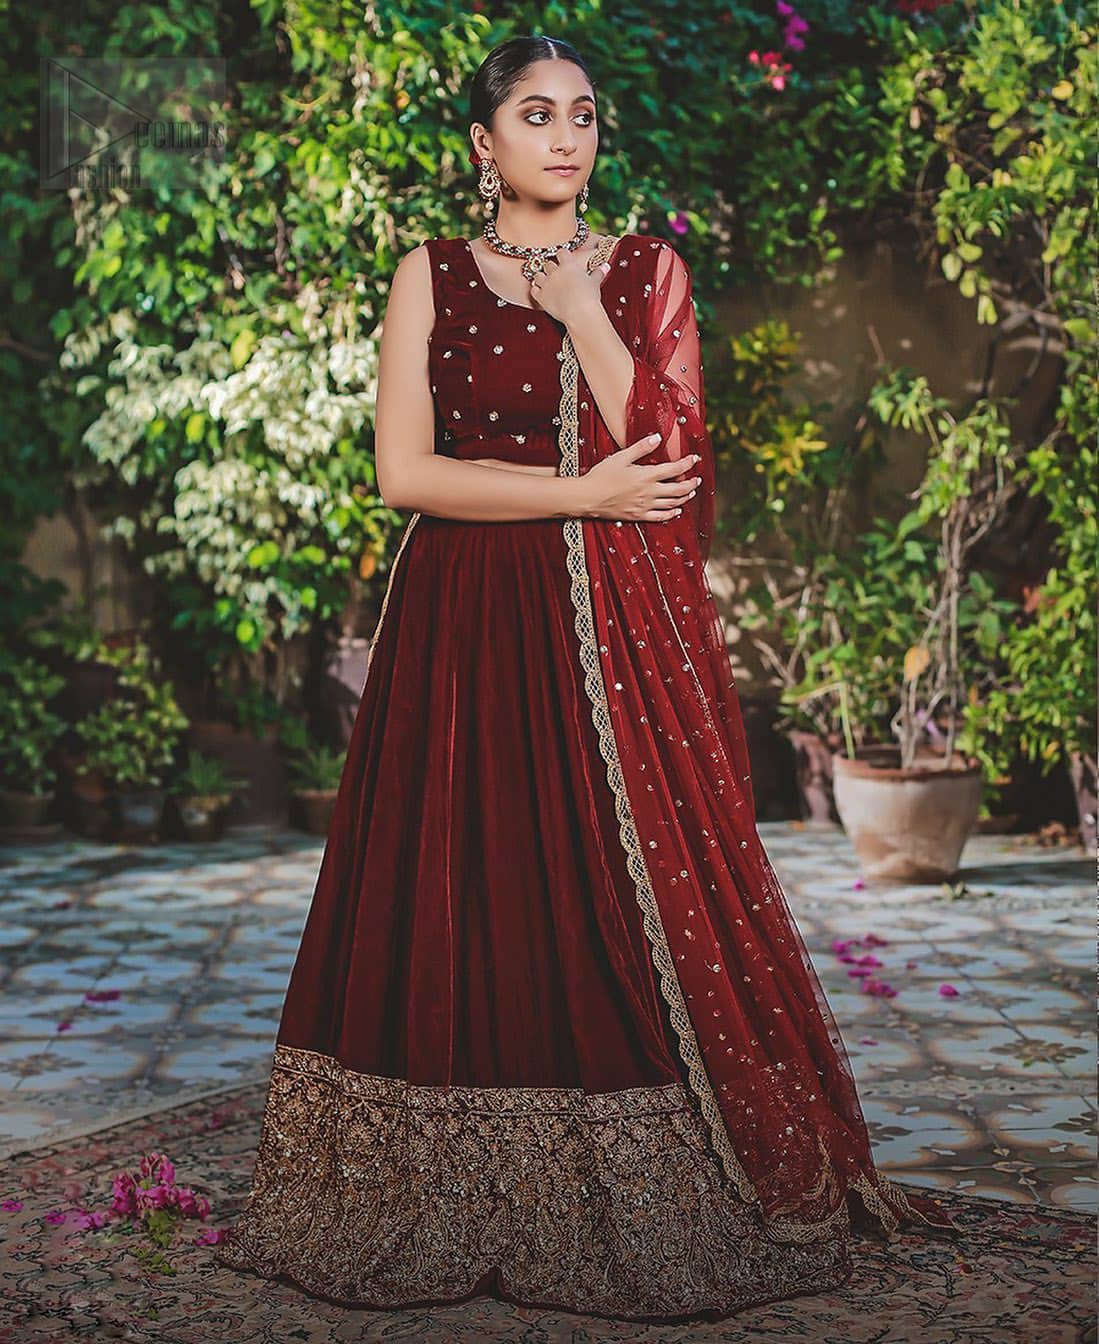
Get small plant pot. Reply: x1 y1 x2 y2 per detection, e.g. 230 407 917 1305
116 786 165 841
173 792 232 842
0 786 55 829
70 771 114 840
292 788 338 835
832 746 982 883
189 720 286 826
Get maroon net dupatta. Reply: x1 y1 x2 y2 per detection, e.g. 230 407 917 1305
556 236 961 1244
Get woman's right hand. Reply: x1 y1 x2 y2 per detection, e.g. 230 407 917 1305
578 433 702 523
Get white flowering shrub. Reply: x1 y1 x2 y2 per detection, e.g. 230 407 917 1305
71 284 393 657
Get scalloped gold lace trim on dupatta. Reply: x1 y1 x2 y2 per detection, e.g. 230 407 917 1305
215 1044 852 1318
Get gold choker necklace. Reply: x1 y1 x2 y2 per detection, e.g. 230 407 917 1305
481 218 591 282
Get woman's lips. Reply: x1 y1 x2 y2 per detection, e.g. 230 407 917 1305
546 166 579 175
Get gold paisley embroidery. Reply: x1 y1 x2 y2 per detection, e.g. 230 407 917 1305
216 1044 852 1317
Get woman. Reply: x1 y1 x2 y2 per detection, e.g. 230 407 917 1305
217 33 959 1324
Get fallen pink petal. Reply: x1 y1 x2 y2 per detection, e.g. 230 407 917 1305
939 984 961 997
1 1199 24 1212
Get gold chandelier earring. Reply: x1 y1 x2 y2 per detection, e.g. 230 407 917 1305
579 182 589 213
477 157 501 213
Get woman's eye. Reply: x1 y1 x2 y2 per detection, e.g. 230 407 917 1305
526 111 594 126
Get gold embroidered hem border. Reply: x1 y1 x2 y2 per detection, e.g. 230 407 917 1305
216 1044 853 1319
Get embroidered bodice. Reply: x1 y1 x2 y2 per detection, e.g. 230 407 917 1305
424 235 619 469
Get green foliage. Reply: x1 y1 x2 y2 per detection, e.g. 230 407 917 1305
0 653 68 792
705 320 833 545
167 748 240 798
776 370 1021 774
73 639 190 789
280 716 345 790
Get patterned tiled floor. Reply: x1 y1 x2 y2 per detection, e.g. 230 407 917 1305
0 824 1093 1215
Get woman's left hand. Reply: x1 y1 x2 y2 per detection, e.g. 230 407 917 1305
529 248 611 326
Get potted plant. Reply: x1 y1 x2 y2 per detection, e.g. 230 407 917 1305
167 750 243 842
72 639 190 841
0 652 67 831
796 376 1020 882
189 683 290 826
281 720 345 835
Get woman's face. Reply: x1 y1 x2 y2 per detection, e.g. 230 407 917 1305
474 58 598 206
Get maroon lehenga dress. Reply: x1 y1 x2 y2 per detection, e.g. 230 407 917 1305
217 232 959 1323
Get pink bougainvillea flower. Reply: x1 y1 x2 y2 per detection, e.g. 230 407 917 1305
84 989 121 1003
111 1172 139 1216
139 1153 175 1185
863 934 890 946
862 978 898 998
855 954 884 967
55 1020 73 1033
668 211 689 235
852 878 866 890
847 966 873 978
1 1199 24 1212
73 1208 111 1231
44 1209 69 1225
831 937 856 955
192 1226 227 1246
938 984 960 997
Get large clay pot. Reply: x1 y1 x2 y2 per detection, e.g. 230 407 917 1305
832 746 982 883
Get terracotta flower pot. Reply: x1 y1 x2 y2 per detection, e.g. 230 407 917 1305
832 746 982 883
174 793 233 842
292 788 338 835
0 786 54 829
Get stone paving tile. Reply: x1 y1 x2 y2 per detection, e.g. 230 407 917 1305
0 824 1093 1217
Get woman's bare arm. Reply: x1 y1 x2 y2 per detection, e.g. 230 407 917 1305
467 458 559 477
374 245 588 520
